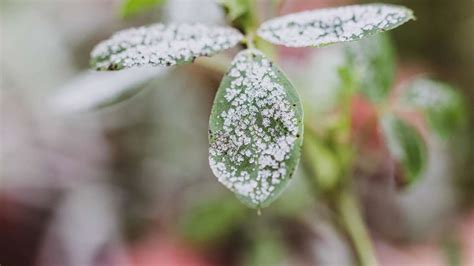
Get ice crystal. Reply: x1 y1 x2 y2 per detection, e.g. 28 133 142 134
208 49 303 207
91 23 243 70
257 4 414 47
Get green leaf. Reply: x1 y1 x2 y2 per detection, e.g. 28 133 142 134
257 4 414 48
380 114 427 185
209 49 304 208
401 78 466 139
180 197 247 245
218 0 256 32
120 0 165 18
345 33 395 102
218 0 250 21
90 23 243 71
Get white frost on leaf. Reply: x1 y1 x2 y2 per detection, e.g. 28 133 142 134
402 78 456 108
209 49 303 207
91 23 243 70
257 4 414 47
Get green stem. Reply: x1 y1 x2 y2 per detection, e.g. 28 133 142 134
335 189 378 266
245 32 256 49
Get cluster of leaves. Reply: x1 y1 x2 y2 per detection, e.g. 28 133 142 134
303 33 466 189
344 33 465 185
88 2 464 209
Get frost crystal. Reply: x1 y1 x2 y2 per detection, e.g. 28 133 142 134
91 23 243 70
257 4 414 47
209 49 303 207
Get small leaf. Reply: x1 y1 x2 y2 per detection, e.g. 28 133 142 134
401 78 466 138
120 0 166 18
91 23 243 71
380 114 427 185
218 0 255 31
209 49 304 208
257 4 414 47
50 67 166 113
218 0 251 21
345 33 395 102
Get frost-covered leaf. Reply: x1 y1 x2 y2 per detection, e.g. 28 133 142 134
381 114 427 185
209 49 303 208
50 67 166 113
257 4 414 47
401 78 466 139
91 23 243 70
345 33 395 102
120 0 166 18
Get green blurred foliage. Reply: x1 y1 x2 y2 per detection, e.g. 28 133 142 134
180 196 248 245
218 0 250 21
243 228 286 266
380 114 427 185
362 0 474 202
303 127 353 193
402 78 467 139
121 0 166 18
303 136 342 191
345 33 395 103
218 0 255 31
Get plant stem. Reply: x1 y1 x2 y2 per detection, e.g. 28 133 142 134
246 32 256 49
335 189 378 266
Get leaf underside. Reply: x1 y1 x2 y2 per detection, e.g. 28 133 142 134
91 23 243 70
51 67 166 113
209 49 303 208
381 114 427 185
257 4 414 47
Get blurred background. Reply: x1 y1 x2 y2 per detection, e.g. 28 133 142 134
1 0 473 265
